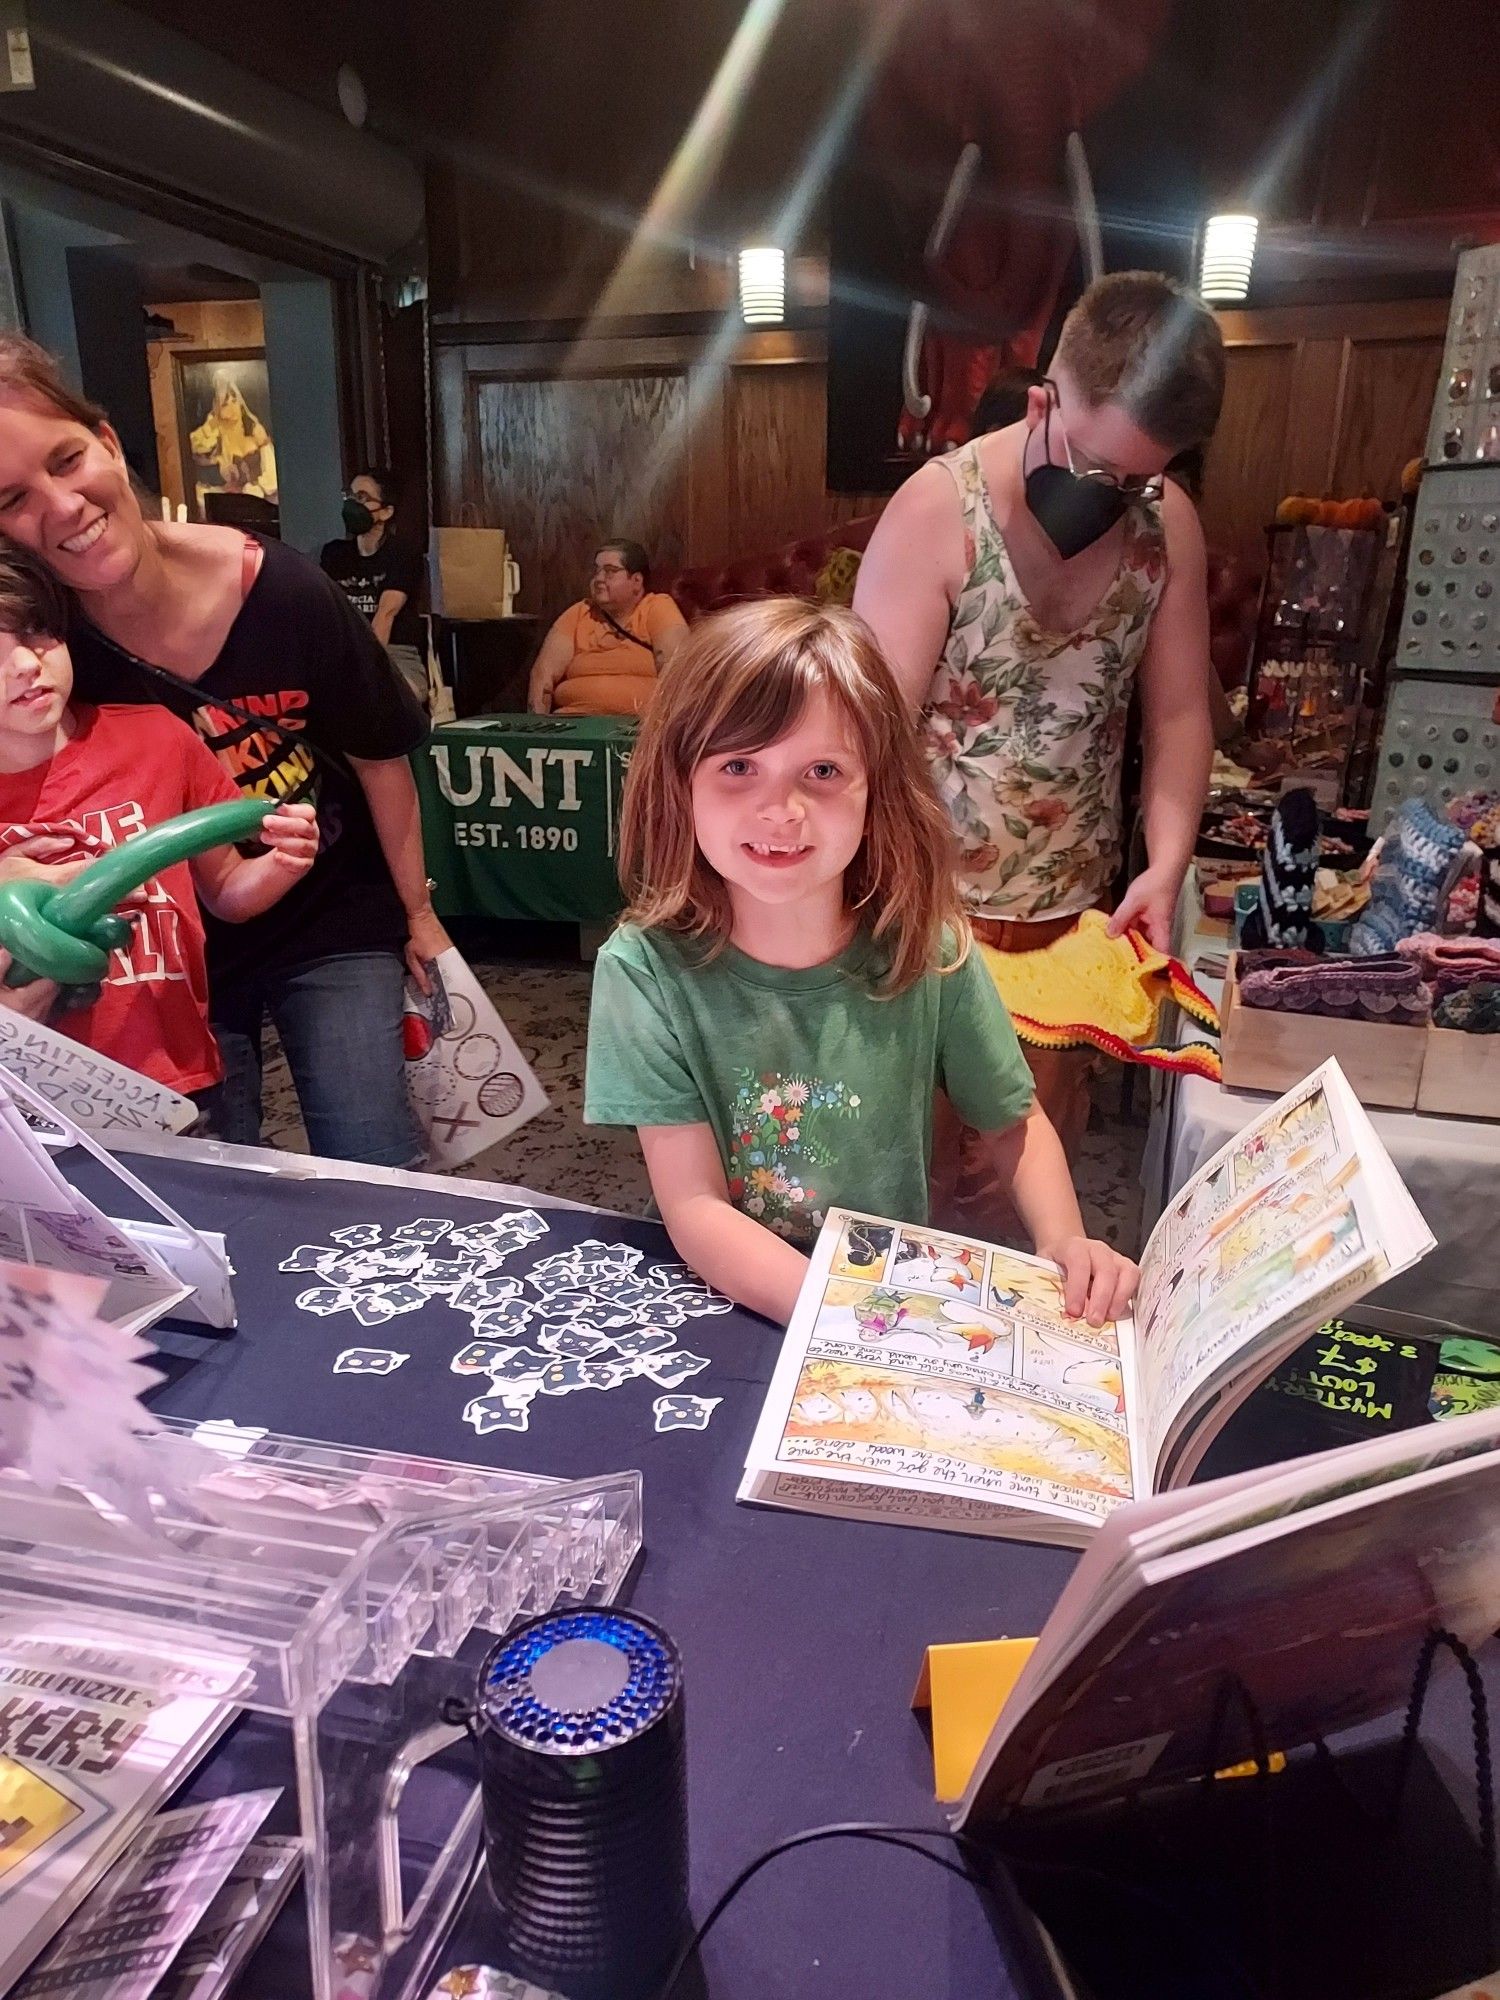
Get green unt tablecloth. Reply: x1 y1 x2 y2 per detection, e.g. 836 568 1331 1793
413 713 635 924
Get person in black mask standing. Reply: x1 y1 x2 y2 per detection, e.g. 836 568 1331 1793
321 467 428 710
854 270 1223 1184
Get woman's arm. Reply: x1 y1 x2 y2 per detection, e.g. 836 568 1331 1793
983 1101 1139 1325
640 1122 809 1324
347 755 452 985
371 588 408 648
192 803 318 921
528 619 576 713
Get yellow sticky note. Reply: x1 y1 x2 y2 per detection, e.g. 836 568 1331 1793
912 1637 1037 1803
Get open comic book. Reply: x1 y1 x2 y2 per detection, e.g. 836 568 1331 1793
740 1060 1435 1546
955 1402 1500 1825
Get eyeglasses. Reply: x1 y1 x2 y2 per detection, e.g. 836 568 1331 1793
591 563 627 578
1046 382 1165 501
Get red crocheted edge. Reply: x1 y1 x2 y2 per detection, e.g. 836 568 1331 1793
1011 1011 1223 1081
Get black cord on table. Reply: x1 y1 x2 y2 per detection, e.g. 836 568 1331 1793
651 1818 1264 2000
652 1822 985 2000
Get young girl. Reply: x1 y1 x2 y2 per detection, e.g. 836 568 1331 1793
584 598 1138 1327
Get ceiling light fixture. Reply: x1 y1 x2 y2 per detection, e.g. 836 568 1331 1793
738 246 785 325
1199 213 1258 304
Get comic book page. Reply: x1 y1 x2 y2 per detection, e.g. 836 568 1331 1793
1132 1060 1434 1487
739 1211 1149 1542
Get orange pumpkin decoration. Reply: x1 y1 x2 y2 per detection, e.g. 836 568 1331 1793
1275 495 1320 526
1401 456 1424 495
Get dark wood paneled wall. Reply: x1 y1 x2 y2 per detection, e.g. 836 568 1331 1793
434 327 884 627
1199 298 1447 570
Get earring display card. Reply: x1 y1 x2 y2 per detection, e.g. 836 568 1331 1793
1371 673 1500 830
1394 469 1500 680
1426 244 1500 468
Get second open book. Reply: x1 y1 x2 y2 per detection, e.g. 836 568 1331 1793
740 1060 1435 1545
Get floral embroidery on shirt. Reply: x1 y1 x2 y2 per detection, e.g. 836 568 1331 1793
725 1069 861 1242
923 442 1166 920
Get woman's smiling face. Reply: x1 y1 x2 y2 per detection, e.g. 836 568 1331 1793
0 395 141 594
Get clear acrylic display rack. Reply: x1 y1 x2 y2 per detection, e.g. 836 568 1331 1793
0 1420 642 2000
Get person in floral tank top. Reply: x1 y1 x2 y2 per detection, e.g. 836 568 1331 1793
855 271 1223 1178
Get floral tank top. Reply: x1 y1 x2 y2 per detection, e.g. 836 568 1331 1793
922 440 1167 921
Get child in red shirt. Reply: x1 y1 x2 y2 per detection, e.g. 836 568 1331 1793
0 555 317 1094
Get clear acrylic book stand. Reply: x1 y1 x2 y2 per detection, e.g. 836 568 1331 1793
0 1420 642 2000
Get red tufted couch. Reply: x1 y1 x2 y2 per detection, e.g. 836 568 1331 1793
660 514 883 621
660 511 1260 690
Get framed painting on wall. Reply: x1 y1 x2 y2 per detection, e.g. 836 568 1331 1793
173 348 278 521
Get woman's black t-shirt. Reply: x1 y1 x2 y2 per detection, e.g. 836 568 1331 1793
67 534 429 991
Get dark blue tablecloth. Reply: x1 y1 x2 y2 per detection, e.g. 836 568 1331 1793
67 1148 1073 1999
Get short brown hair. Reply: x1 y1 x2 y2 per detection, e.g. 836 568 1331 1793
618 598 967 995
1054 271 1225 451
598 537 650 585
0 332 106 430
0 547 69 639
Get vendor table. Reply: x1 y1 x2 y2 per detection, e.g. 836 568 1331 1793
413 714 633 926
71 1134 1067 2000
1144 898 1500 1331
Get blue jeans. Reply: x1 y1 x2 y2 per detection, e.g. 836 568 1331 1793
204 952 425 1170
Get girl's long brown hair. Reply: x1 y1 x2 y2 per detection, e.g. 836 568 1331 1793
618 597 968 994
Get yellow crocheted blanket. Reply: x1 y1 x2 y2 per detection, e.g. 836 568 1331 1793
979 910 1221 1081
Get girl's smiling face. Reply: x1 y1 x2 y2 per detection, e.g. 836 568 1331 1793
689 686 869 917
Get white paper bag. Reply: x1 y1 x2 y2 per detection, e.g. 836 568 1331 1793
403 948 548 1171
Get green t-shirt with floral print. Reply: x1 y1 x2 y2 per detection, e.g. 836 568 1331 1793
584 923 1035 1245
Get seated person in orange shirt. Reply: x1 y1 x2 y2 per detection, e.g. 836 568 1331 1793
527 538 686 717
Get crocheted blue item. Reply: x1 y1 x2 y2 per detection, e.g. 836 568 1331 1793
1350 799 1465 955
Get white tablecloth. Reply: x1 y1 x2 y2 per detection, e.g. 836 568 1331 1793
1142 899 1500 1330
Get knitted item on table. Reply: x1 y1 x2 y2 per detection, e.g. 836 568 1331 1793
1348 799 1466 955
1240 787 1320 950
978 909 1221 1080
1435 981 1500 1032
1237 952 1432 1025
1396 932 1500 984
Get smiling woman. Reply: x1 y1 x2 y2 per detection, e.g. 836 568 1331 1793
0 332 443 1169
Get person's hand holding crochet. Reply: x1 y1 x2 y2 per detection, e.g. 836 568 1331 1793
1106 863 1179 951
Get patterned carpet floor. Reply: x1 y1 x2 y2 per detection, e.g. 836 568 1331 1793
260 951 1148 1252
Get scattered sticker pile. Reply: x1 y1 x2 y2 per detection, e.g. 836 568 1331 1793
279 1211 732 1435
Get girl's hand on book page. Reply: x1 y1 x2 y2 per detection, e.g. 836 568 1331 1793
1039 1235 1140 1328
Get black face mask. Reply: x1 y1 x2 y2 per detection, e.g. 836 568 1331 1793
342 497 377 536
1023 399 1128 559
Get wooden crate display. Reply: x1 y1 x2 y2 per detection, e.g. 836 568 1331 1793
1220 955 1426 1110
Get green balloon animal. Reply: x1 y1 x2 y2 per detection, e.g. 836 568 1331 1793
0 798 273 988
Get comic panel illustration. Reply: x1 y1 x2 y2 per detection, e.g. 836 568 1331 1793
781 1356 1132 1508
